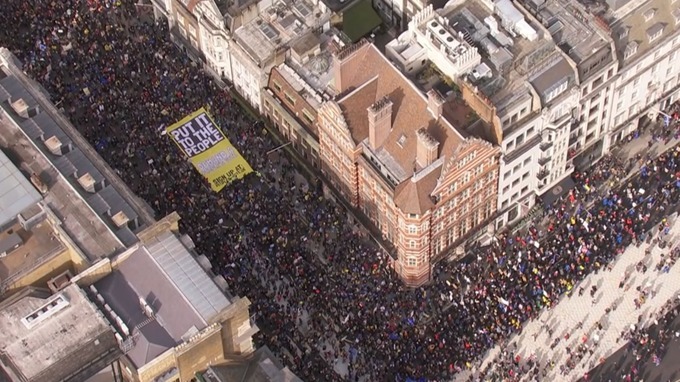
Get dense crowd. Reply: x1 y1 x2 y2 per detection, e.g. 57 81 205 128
2 1 680 381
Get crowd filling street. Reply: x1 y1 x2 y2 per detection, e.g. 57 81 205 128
3 1 680 381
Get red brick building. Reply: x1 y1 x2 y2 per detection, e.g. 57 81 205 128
317 41 501 285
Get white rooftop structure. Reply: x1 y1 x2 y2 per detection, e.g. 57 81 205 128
0 149 41 228
0 284 118 382
233 0 330 67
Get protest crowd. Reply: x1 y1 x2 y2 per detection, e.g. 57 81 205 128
2 1 680 381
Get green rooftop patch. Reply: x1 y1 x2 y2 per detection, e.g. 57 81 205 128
342 0 382 43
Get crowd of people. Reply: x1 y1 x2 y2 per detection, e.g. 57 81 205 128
2 1 680 381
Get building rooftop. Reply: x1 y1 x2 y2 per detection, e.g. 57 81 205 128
233 0 329 66
0 117 122 261
439 0 574 110
200 346 302 382
394 0 572 122
93 231 232 368
285 28 347 97
0 49 156 260
0 217 67 290
607 0 680 65
0 284 118 382
517 0 610 64
331 41 484 212
0 149 41 229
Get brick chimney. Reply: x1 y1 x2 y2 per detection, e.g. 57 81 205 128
416 128 439 168
426 89 445 118
368 97 393 150
332 39 370 93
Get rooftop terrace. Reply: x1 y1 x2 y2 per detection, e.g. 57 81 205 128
284 29 348 99
233 0 329 66
438 0 561 109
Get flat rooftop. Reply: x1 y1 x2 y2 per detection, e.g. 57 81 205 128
0 284 114 382
233 0 329 66
438 0 549 107
0 114 123 261
285 29 347 98
0 149 41 228
437 0 576 113
517 0 610 64
0 217 66 286
93 231 232 368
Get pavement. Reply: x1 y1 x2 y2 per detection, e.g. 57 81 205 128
581 309 680 382
456 210 680 381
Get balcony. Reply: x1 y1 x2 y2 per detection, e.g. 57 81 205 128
503 134 542 163
568 134 581 148
537 169 549 180
539 141 553 151
538 156 550 165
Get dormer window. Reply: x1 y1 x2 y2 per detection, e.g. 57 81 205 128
624 41 638 59
646 23 664 43
643 8 656 22
397 133 407 147
618 27 630 39
674 8 680 25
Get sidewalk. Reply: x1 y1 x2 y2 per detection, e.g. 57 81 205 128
458 213 680 381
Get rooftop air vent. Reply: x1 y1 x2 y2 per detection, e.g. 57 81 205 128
77 173 96 193
44 136 63 156
10 98 28 116
111 211 130 228
431 21 439 27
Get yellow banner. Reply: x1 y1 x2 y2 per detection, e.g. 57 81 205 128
166 107 253 192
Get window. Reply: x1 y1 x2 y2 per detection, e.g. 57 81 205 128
646 24 664 43
284 93 296 106
273 81 282 92
643 8 656 22
624 42 638 59
546 80 568 102
302 109 314 124
407 256 417 266
408 225 417 234
526 126 535 136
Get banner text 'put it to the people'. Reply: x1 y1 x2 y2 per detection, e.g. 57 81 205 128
167 107 252 192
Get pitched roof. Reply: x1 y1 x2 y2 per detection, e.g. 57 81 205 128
394 163 442 214
336 43 464 177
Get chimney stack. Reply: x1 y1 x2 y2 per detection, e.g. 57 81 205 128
416 128 439 168
368 96 393 149
426 89 445 118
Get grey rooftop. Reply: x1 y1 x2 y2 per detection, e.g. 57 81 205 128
94 231 232 368
0 149 41 228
